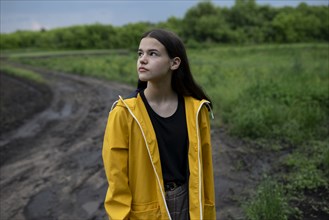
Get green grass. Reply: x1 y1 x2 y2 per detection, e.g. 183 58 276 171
283 141 329 191
0 63 45 83
189 43 329 144
9 51 137 85
0 49 127 58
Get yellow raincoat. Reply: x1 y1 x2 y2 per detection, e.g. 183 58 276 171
102 93 216 220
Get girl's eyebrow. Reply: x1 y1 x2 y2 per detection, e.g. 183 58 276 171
138 48 160 53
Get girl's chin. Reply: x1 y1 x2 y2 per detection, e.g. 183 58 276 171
138 75 149 81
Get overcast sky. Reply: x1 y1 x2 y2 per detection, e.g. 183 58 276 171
1 0 328 33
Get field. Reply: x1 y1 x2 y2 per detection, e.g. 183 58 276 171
9 44 329 142
2 43 329 219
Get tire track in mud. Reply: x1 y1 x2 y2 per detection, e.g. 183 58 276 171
0 64 277 220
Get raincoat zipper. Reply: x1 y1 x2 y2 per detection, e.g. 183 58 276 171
118 96 172 220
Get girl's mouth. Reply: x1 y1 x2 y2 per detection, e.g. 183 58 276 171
138 67 148 72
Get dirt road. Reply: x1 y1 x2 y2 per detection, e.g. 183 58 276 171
0 65 272 219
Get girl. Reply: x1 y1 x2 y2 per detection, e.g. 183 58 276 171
102 29 216 220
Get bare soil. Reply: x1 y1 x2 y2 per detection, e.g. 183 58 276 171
0 64 277 220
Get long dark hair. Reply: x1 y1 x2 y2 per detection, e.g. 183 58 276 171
137 29 212 107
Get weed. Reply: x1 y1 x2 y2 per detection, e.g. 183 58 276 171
244 178 289 220
283 141 329 191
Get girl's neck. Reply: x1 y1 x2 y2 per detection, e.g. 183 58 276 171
144 82 178 118
144 82 177 104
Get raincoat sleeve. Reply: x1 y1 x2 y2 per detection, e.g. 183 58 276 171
102 105 132 219
199 106 216 219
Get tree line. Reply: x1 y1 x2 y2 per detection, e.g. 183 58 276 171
1 0 328 50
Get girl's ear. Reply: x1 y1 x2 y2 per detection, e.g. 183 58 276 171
170 57 181 70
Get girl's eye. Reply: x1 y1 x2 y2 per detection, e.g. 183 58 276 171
137 52 143 57
150 52 158 56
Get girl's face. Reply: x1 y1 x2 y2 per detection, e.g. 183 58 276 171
137 37 173 84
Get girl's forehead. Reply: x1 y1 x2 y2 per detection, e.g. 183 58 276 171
139 37 165 51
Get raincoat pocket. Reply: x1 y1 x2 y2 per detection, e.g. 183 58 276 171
130 201 161 220
203 203 216 220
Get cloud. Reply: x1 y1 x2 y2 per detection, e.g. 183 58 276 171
31 21 48 31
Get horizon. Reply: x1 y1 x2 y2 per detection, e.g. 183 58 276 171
1 0 328 34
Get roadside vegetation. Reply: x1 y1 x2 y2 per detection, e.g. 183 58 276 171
1 0 328 219
244 178 289 220
0 63 45 83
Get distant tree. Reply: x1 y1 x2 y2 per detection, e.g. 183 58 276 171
116 22 152 49
182 1 232 43
0 0 328 50
0 33 20 49
157 16 183 39
272 3 325 42
226 0 268 43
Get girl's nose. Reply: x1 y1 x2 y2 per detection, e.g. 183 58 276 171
139 54 147 64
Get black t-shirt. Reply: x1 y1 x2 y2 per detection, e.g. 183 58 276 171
140 91 189 185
